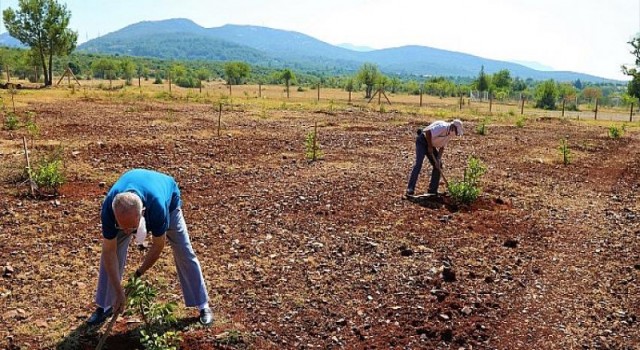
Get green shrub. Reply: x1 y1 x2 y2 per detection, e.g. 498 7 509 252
30 151 65 195
476 119 488 135
608 125 623 139
153 76 163 84
559 138 571 165
304 128 323 161
515 116 526 128
125 275 181 350
447 156 487 205
4 113 19 130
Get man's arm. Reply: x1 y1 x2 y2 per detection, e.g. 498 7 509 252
136 234 165 276
102 238 126 314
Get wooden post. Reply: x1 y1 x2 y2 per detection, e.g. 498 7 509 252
631 102 634 122
317 83 320 101
34 66 37 83
594 98 598 120
378 88 382 105
23 137 35 197
348 90 351 104
6 64 10 82
419 88 423 107
168 76 172 94
258 84 262 98
312 121 318 161
228 84 231 96
459 94 463 110
218 102 222 137
520 96 525 115
562 99 566 117
489 93 493 113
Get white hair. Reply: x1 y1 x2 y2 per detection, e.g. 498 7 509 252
112 192 143 216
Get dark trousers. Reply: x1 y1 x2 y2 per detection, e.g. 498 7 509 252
407 132 441 194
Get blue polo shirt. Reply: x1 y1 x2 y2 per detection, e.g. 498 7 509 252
101 169 181 240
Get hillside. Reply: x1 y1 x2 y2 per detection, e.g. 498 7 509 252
11 18 613 82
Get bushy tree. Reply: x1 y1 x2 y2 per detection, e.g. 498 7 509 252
356 63 379 99
476 65 489 93
622 35 640 101
3 0 78 86
280 68 296 98
223 61 250 85
535 79 558 110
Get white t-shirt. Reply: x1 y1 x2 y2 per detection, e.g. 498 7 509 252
425 121 454 148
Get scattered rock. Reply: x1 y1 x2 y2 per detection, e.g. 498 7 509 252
400 248 414 257
442 267 456 282
461 306 473 316
336 318 347 326
503 239 519 248
3 265 14 278
438 314 450 321
98 181 106 188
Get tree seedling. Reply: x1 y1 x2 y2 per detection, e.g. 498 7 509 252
447 156 487 205
559 138 571 166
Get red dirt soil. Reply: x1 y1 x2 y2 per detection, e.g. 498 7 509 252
0 99 638 349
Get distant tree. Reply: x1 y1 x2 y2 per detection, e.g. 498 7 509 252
3 0 78 86
512 77 527 92
492 69 512 90
622 36 640 102
573 79 583 90
388 76 401 93
582 86 602 101
535 79 558 110
476 65 489 93
356 63 380 99
195 68 210 93
556 83 577 104
279 68 296 98
120 58 135 85
344 77 355 102
91 58 116 80
223 61 250 85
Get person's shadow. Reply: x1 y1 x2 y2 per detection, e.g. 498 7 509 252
55 316 198 349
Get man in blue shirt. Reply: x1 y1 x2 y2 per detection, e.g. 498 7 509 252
87 169 213 326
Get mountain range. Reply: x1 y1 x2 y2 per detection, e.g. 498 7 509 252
0 18 617 83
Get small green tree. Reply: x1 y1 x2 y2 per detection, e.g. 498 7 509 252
280 68 296 98
448 156 487 205
304 124 322 162
124 275 181 350
535 80 558 110
608 125 623 139
356 63 380 99
30 152 65 195
559 138 571 165
195 68 210 93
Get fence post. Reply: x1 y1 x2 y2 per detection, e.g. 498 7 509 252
594 98 598 120
419 88 423 107
489 93 492 113
313 121 318 161
520 96 525 115
630 102 634 122
217 102 222 137
259 84 262 98
562 99 566 117
317 83 320 101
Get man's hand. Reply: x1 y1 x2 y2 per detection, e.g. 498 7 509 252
113 286 127 315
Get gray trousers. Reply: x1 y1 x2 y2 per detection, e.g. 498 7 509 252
407 131 442 194
95 208 209 309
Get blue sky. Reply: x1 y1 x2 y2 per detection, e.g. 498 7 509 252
1 0 637 80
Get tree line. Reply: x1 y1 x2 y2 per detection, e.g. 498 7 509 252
0 0 633 111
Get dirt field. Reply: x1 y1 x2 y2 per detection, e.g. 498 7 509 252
0 90 639 349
